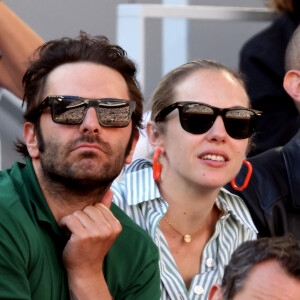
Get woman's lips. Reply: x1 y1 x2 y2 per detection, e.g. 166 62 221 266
200 154 226 162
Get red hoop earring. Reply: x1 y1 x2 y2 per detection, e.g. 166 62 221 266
153 149 162 181
230 160 253 191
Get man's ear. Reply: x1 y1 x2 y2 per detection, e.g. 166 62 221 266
208 284 223 300
23 122 39 158
146 121 165 153
124 130 139 165
283 70 300 112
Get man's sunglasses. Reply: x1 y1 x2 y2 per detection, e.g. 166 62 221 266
37 96 136 127
154 101 262 139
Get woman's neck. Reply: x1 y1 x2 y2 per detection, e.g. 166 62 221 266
157 174 221 234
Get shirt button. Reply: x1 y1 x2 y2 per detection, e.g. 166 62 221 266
194 285 204 295
206 258 215 268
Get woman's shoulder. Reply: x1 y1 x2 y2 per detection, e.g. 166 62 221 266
125 158 153 173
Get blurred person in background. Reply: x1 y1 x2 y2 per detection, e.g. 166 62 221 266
239 0 300 156
227 23 300 240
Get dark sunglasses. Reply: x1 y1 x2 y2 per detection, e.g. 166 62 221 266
37 96 136 127
154 101 262 139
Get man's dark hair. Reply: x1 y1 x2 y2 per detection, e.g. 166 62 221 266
221 235 300 299
17 31 143 156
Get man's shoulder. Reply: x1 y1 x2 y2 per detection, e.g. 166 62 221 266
105 205 160 300
106 203 159 291
110 202 155 247
0 163 23 209
0 162 36 229
248 146 284 168
241 13 297 53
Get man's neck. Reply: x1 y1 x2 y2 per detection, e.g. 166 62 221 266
33 160 109 222
44 185 108 222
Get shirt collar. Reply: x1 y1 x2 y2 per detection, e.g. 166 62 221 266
123 159 257 232
217 187 258 233
17 157 63 236
124 159 161 205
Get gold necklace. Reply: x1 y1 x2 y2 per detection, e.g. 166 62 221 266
164 216 202 243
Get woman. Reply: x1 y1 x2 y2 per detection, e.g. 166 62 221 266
112 60 261 300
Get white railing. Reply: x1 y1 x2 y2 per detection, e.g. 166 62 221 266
117 4 277 91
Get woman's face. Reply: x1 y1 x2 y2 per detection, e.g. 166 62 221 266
159 69 249 189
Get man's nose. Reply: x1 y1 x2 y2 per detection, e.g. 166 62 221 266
79 107 101 134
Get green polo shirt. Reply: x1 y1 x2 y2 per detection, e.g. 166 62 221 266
0 158 160 300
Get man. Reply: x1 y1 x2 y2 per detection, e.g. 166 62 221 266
209 235 300 300
239 0 299 157
0 32 161 299
226 23 300 239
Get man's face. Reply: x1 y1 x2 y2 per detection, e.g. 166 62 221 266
209 259 300 300
232 260 300 300
27 62 138 190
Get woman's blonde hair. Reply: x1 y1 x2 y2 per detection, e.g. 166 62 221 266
151 59 248 122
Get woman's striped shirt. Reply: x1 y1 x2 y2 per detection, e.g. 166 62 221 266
112 159 257 300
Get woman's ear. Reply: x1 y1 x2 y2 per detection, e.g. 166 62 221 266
23 122 39 158
147 121 165 152
283 70 300 112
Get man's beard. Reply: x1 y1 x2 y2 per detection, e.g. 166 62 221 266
36 126 132 194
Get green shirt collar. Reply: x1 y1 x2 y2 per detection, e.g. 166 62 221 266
11 157 63 237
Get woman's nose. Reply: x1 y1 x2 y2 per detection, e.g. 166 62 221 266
205 116 227 142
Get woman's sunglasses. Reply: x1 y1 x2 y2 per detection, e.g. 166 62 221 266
154 101 262 139
37 95 136 127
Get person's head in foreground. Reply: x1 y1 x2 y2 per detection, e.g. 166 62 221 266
209 235 300 300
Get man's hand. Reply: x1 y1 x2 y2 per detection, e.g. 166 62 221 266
59 189 121 299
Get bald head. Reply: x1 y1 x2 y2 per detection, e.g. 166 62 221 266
285 24 300 72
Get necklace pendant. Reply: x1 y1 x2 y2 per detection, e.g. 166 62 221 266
184 234 191 243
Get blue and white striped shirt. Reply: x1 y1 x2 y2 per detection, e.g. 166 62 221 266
112 159 257 300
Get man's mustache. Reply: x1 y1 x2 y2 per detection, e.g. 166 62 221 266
68 135 112 154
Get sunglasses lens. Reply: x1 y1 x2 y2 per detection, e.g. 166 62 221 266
52 98 85 124
224 109 256 139
180 104 215 134
179 104 258 138
51 97 133 127
97 101 132 127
